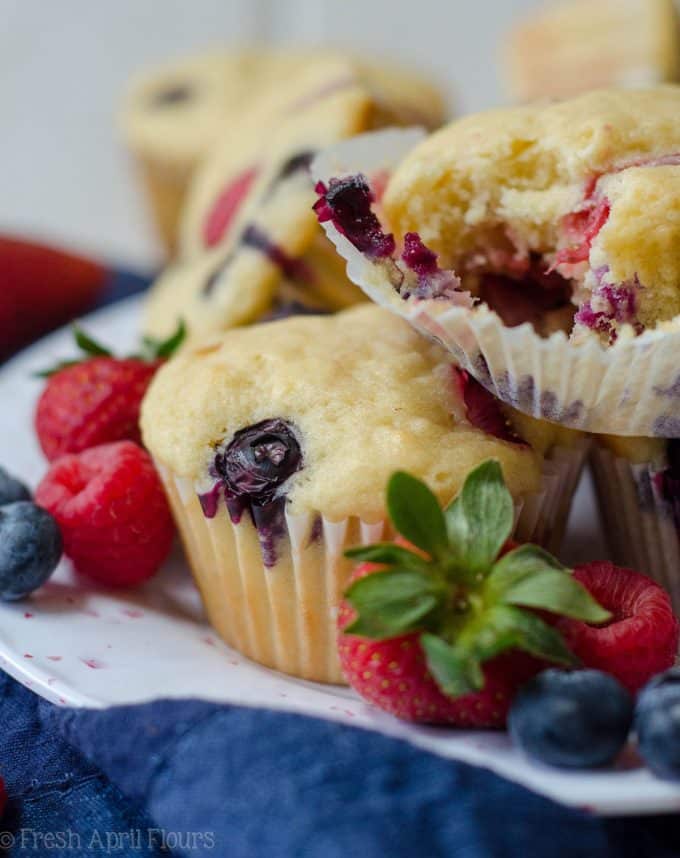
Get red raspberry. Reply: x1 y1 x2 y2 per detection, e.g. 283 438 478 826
35 357 160 462
556 562 679 694
35 441 174 587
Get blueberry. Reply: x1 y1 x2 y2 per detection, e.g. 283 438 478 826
270 150 316 188
148 83 194 109
315 174 395 259
215 419 303 506
508 669 633 769
261 301 329 322
0 466 31 506
635 668 680 780
0 502 62 600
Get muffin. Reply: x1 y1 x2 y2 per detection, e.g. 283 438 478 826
121 50 301 254
142 56 445 340
503 0 680 102
122 49 446 256
312 88 680 435
591 435 680 613
178 56 446 261
141 305 588 683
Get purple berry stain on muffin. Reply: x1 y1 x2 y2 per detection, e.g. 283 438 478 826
198 484 222 518
203 419 304 566
400 233 462 300
241 225 314 284
574 270 642 343
202 224 313 298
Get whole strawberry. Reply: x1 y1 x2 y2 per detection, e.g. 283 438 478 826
338 462 610 727
35 323 184 462
35 441 174 587
0 236 106 361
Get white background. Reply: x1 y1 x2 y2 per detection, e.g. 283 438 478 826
0 0 542 269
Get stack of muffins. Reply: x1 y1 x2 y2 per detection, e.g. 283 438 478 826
133 48 680 684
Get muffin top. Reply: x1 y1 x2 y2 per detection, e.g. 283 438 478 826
382 87 680 340
120 49 332 165
503 0 680 102
141 305 577 521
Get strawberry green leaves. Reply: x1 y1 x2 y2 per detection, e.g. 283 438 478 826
343 460 609 700
487 545 611 623
386 472 448 557
36 319 186 377
344 569 444 638
137 319 187 361
445 460 513 574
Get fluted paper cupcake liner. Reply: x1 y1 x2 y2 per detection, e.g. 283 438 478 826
590 445 680 615
155 442 588 685
312 129 680 437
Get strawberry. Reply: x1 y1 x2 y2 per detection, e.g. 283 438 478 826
35 322 185 462
556 562 679 694
0 236 107 360
338 462 609 727
35 441 174 587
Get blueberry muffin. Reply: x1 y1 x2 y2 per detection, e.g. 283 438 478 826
142 54 445 340
591 435 680 613
140 305 588 682
313 88 680 435
504 0 680 103
122 49 446 256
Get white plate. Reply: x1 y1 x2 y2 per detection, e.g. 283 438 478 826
1 296 678 817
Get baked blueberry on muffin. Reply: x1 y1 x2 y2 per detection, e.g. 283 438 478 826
313 88 680 434
504 0 680 103
142 57 446 340
591 435 680 613
141 305 587 682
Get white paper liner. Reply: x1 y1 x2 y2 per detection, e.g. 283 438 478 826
312 129 680 437
590 445 680 615
155 442 588 685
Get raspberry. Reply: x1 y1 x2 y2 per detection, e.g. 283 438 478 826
556 562 679 694
35 442 174 587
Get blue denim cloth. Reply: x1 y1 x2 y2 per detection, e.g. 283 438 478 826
2 266 680 857
0 672 678 858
